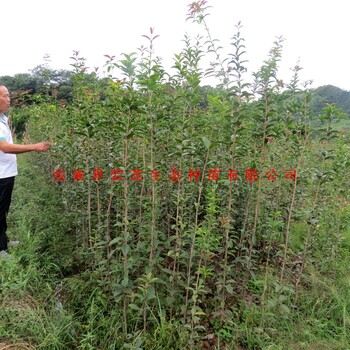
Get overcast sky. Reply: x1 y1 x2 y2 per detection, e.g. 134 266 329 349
2 0 349 91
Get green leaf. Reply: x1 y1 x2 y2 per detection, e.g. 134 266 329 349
129 303 141 311
202 136 211 149
122 243 130 256
225 284 234 294
109 237 122 246
122 276 129 287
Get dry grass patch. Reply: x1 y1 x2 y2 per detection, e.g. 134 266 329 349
0 342 35 350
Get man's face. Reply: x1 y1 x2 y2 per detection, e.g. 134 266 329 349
0 86 11 113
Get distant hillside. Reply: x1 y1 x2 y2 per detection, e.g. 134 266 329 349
310 85 350 117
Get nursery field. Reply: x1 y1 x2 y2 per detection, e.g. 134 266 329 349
1 2 350 349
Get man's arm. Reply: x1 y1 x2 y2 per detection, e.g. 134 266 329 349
0 140 51 154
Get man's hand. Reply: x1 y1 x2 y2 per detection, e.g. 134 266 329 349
34 142 52 152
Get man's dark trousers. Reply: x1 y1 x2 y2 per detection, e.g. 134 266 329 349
0 176 15 251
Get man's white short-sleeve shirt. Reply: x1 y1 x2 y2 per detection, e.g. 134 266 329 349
0 113 18 178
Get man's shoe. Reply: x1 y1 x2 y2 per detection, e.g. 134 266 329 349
0 250 11 259
8 241 20 247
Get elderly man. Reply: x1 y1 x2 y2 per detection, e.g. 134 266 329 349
0 84 51 258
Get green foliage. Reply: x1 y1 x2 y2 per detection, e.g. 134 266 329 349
1 2 350 349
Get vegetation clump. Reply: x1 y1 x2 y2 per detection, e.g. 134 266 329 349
1 1 350 349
